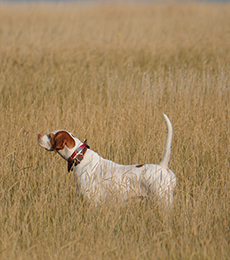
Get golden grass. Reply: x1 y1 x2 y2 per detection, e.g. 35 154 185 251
0 1 230 259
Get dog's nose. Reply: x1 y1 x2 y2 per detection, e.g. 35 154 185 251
38 134 43 140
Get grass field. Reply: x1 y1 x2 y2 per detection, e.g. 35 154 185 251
0 1 229 259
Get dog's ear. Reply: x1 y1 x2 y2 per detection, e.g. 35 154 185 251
51 133 66 152
53 140 65 153
51 131 75 152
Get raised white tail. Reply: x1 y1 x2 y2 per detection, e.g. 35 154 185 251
160 113 173 168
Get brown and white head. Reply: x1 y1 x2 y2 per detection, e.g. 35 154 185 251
38 130 90 172
37 130 80 160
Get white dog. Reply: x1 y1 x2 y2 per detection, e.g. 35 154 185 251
38 114 176 204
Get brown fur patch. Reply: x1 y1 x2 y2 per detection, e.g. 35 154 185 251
136 164 144 168
51 131 75 151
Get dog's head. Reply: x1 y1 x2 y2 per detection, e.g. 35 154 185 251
37 130 76 160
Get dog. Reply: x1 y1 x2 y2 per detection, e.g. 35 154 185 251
38 114 176 204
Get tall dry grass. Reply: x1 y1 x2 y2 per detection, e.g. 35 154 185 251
0 2 229 259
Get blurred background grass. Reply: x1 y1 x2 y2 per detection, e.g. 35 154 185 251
0 2 229 259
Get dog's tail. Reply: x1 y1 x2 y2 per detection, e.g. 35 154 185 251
160 113 173 169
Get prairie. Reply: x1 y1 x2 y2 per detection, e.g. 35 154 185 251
0 2 229 259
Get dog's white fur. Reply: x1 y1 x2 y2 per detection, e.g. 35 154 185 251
38 114 176 204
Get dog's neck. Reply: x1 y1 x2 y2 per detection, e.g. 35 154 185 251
67 141 89 172
56 136 82 161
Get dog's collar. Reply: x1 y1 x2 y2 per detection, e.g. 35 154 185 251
67 140 89 172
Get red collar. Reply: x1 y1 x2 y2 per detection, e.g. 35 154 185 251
67 140 89 172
